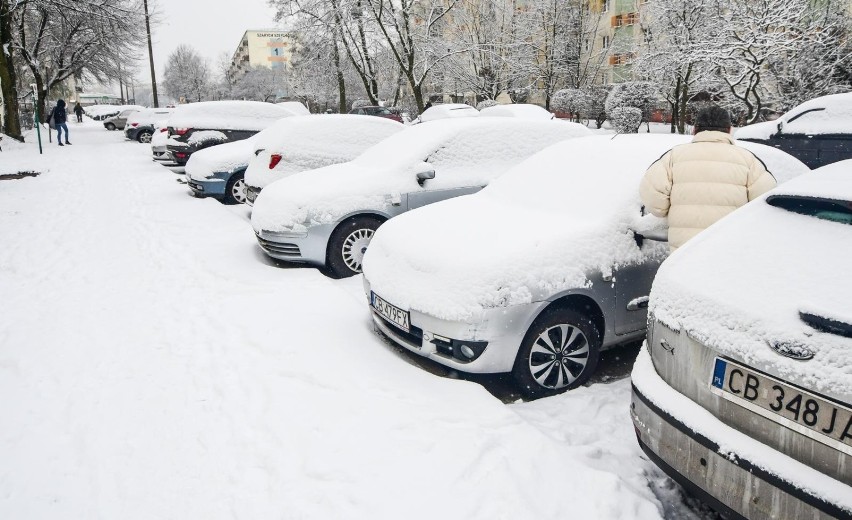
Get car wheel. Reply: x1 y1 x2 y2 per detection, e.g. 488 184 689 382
326 216 384 278
512 307 600 399
223 172 247 205
137 131 153 144
105 123 116 131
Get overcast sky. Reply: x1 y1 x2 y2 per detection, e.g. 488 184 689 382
147 0 281 79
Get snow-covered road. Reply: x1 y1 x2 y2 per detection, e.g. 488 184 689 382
0 121 708 519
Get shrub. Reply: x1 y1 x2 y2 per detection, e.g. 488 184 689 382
475 99 498 110
610 107 642 133
550 89 587 120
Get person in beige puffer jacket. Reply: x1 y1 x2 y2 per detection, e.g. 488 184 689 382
640 105 777 249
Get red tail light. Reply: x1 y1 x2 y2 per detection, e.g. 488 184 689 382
131 122 139 127
269 154 283 170
174 152 187 159
160 128 167 133
175 128 190 136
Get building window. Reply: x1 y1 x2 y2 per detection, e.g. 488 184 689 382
602 35 610 49
584 39 590 52
612 12 640 27
608 53 635 65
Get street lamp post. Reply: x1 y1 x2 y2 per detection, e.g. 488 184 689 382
143 0 159 107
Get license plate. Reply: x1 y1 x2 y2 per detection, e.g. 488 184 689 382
371 292 410 333
711 357 852 455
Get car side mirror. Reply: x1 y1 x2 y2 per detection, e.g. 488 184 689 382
776 120 784 134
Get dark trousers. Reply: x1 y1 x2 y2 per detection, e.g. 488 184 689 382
56 123 69 143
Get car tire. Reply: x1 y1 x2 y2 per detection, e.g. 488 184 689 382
137 130 153 144
105 123 116 131
326 216 384 278
223 171 247 205
512 307 601 399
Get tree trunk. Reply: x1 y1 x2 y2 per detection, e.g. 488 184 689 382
0 0 23 140
670 76 681 134
331 26 346 113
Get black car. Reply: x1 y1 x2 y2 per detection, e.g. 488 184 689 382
165 101 300 167
736 93 852 169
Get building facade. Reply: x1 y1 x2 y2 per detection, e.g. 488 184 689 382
585 0 649 85
228 30 296 83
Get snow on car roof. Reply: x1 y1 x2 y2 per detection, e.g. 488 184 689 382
650 161 852 401
275 101 310 116
479 104 555 120
127 108 175 126
250 118 592 233
419 103 479 122
736 92 852 139
362 134 687 321
168 101 299 131
245 115 405 189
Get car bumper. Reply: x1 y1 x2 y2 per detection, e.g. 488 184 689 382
631 348 852 520
185 172 229 198
245 185 261 206
254 224 333 265
363 278 540 374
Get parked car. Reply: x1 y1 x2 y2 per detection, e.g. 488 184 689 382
251 118 592 277
85 104 142 121
360 134 809 398
151 120 174 165
348 106 403 123
165 101 301 170
479 104 555 120
243 114 405 206
125 107 175 143
103 107 142 130
417 103 479 123
631 159 852 519
276 101 311 115
736 93 852 168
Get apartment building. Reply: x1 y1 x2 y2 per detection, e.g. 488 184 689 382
228 30 296 83
585 0 649 84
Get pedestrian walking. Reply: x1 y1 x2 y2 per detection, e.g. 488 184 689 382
48 99 72 146
640 105 776 249
73 102 84 123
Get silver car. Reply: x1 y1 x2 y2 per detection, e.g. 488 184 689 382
360 135 809 398
250 117 592 278
103 108 140 131
632 160 852 519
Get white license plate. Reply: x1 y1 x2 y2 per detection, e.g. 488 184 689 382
371 292 410 333
711 357 852 455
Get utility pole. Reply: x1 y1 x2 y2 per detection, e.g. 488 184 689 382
143 0 159 107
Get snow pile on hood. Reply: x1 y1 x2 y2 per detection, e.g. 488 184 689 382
737 93 852 139
650 160 852 401
362 134 688 321
275 101 310 115
168 101 298 131
250 118 592 233
185 135 258 180
420 103 479 122
187 130 228 147
127 108 174 127
736 140 811 182
480 104 555 120
244 114 404 189
150 120 170 148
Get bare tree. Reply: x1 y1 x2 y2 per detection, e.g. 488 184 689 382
234 65 288 102
163 44 211 103
0 0 23 139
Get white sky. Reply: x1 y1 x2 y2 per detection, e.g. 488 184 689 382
147 0 281 79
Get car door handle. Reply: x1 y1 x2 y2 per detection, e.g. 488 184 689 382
627 296 649 311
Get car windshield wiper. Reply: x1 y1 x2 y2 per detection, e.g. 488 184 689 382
766 195 852 225
800 311 852 339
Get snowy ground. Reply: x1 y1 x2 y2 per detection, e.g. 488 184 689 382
0 119 714 519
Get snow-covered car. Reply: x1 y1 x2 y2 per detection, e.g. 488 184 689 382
736 92 852 169
348 105 404 123
85 104 143 121
417 103 479 123
151 120 173 165
479 104 555 120
360 134 810 398
103 107 141 131
275 101 310 115
251 117 592 277
185 136 259 204
165 101 300 169
631 159 852 519
244 114 406 205
124 107 174 143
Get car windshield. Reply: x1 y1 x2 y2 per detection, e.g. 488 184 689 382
767 195 852 225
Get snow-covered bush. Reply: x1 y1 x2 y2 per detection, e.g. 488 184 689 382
605 82 660 124
551 89 588 121
610 107 642 133
582 85 611 128
476 99 498 110
351 99 373 110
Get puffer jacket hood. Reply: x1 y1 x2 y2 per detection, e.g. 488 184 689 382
640 131 777 249
57 99 66 109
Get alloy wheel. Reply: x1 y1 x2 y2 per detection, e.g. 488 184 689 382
341 228 375 272
139 132 153 144
231 178 247 204
528 324 590 390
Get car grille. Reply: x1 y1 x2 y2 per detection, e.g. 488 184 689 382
372 309 424 348
256 236 301 257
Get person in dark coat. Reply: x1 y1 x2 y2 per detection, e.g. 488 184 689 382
50 99 71 146
73 102 84 123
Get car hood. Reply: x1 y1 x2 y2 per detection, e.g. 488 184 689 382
185 136 257 180
735 120 778 140
363 192 666 322
650 161 852 402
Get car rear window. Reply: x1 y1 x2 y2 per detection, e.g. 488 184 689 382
766 195 852 225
